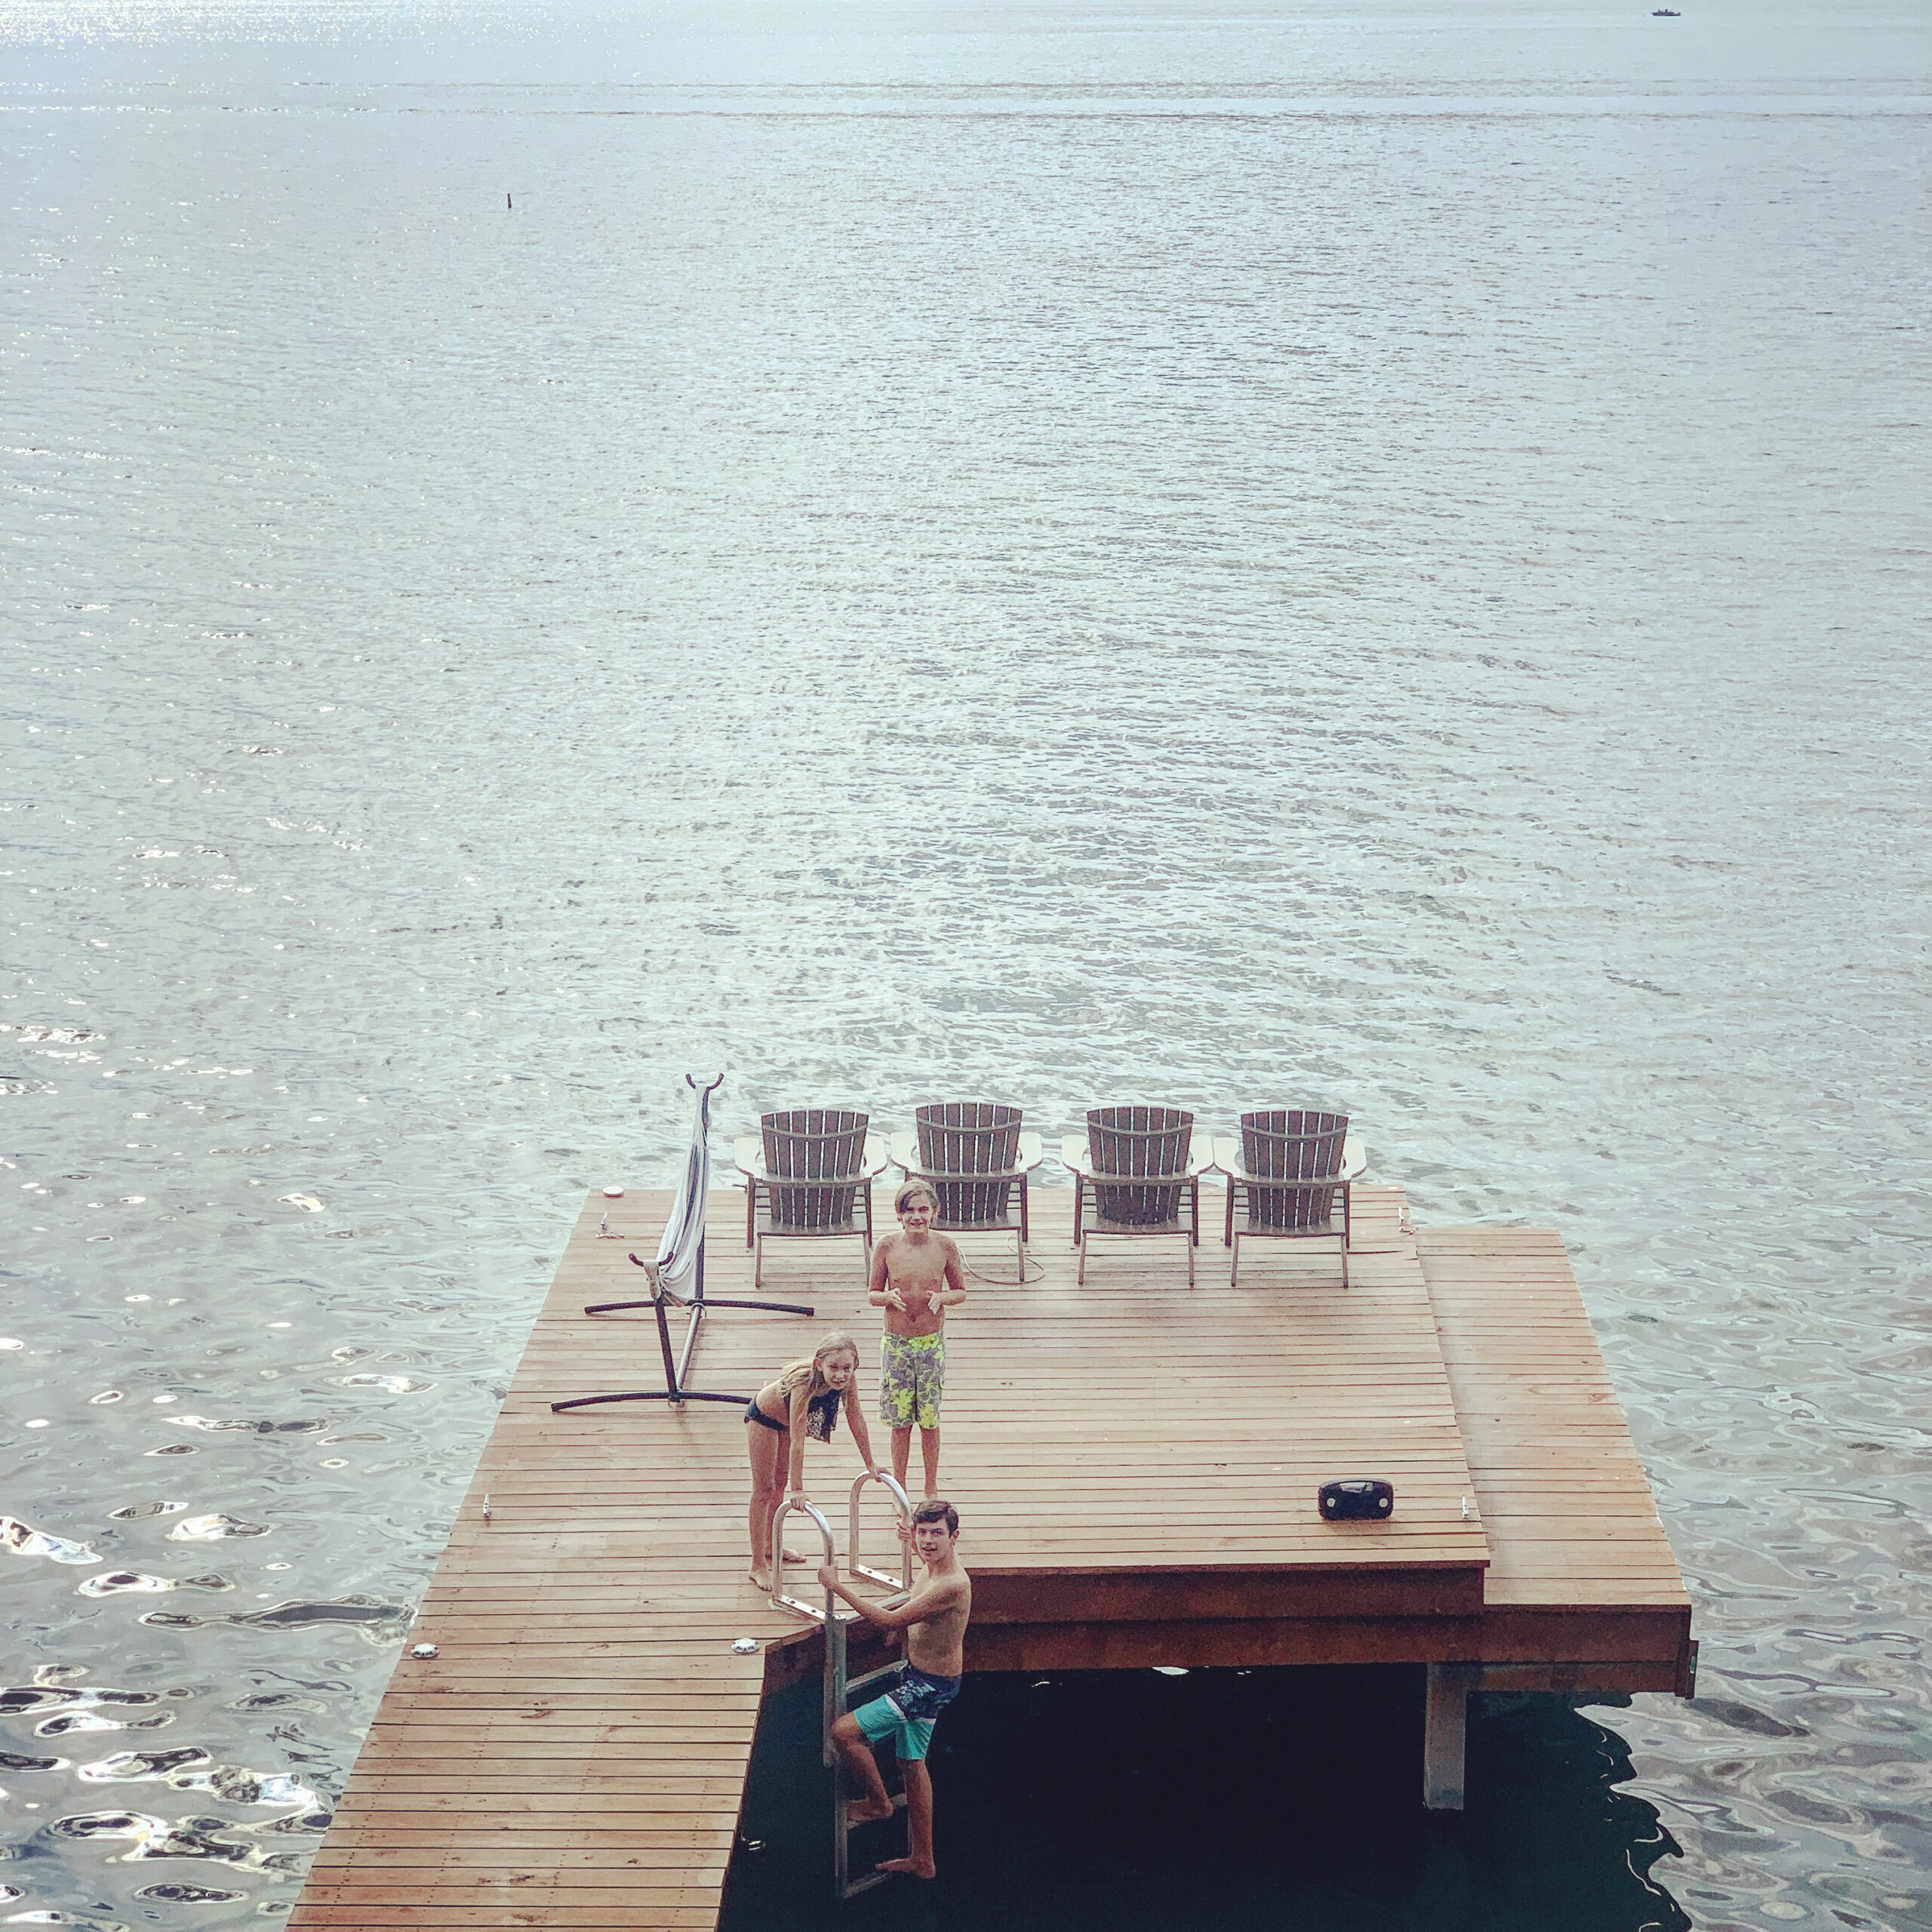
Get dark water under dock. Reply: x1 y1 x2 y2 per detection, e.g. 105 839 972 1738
728 1671 1687 1932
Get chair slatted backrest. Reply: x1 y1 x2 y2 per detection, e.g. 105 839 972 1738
1086 1106 1193 1226
915 1102 1022 1229
1239 1109 1348 1229
761 1109 869 1232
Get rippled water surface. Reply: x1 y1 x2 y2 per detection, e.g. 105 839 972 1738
4 0 1929 1925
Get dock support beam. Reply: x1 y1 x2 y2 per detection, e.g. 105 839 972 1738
1423 1664 1477 1811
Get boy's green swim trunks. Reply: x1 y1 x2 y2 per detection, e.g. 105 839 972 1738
879 1330 945 1431
853 1663 960 1761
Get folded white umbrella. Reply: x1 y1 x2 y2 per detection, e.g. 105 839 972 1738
650 1074 714 1305
549 1074 817 1415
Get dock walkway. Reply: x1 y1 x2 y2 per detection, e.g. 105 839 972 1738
291 1185 1689 1929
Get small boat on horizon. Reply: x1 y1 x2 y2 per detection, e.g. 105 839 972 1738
1651 8 1681 14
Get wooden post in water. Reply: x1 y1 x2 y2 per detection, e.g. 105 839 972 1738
1423 1663 1478 1810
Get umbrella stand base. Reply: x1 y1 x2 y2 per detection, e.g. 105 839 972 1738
583 1294 816 1318
552 1251 815 1415
550 1388 747 1412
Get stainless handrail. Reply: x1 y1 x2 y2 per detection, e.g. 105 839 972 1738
769 1497 840 1624
847 1469 913 1595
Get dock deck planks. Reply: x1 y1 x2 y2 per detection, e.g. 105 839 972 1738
1421 1225 1693 1687
291 1185 1688 1929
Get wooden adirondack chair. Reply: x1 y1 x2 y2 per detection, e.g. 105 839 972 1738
1214 1109 1354 1287
888 1102 1044 1283
735 1109 888 1288
1060 1106 1205 1285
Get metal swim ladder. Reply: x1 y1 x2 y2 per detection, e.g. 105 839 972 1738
768 1472 915 1900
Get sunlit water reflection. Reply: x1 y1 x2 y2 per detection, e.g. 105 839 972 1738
4 0 1928 1925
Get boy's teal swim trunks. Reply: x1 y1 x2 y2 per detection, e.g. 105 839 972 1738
879 1330 945 1431
853 1663 961 1761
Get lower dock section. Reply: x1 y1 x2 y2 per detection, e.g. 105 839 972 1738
1423 1224 1695 1697
291 1186 1690 1928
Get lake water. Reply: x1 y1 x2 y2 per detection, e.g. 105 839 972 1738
3 0 1928 1925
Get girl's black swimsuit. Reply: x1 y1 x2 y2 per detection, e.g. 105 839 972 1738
745 1386 841 1441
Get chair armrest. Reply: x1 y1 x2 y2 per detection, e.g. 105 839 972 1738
1211 1137 1360 1184
862 1134 890 1178
1061 1137 1208 1183
903 1161 1036 1184
1181 1149 1211 1180
897 1132 1044 1183
733 1137 767 1180
1223 1164 1352 1192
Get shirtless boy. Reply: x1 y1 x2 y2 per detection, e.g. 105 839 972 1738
869 1180 966 1498
820 1498 971 1881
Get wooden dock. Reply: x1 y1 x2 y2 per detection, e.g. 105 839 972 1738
291 1183 1690 1929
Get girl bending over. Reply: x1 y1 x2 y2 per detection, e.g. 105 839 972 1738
743 1331 881 1591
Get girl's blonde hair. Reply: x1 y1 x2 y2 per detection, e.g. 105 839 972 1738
776 1331 860 1402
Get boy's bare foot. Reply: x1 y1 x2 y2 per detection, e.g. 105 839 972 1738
781 1550 808 1565
748 1569 772 1592
878 1855 937 1878
846 1799 894 1826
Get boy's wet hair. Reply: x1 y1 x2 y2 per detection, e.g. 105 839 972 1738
894 1179 939 1216
911 1497 958 1537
